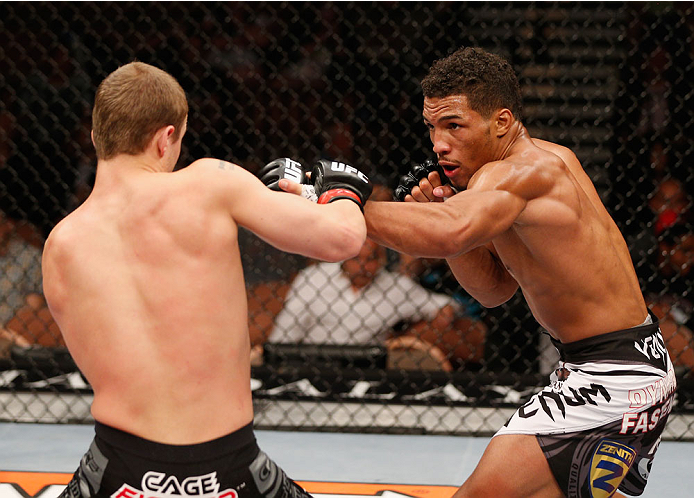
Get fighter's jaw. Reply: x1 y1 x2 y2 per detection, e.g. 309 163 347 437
438 162 469 189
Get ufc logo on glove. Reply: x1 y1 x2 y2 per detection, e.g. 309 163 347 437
330 162 370 184
283 160 304 183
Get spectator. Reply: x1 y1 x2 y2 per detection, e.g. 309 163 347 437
0 211 64 346
649 177 691 235
630 177 691 286
400 253 540 374
647 223 694 373
0 211 47 338
0 211 64 383
625 178 694 374
4 292 64 348
265 235 486 370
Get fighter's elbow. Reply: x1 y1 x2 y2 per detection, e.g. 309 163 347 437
437 218 478 258
321 240 363 263
476 281 519 308
321 220 367 262
477 293 513 309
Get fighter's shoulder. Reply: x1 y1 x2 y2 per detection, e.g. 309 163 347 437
182 158 258 189
184 158 245 176
526 140 586 192
470 151 563 200
43 215 77 262
531 138 580 166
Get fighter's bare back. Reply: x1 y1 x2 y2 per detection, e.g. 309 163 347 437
43 162 255 444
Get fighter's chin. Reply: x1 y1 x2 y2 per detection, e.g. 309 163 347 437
450 178 468 190
441 167 468 189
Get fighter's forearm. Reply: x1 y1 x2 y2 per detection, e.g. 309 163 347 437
364 197 519 307
364 200 468 258
446 248 519 308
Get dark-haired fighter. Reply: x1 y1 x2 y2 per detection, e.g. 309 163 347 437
365 48 674 498
43 62 371 498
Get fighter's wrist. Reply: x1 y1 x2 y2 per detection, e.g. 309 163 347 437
301 184 318 202
317 188 364 211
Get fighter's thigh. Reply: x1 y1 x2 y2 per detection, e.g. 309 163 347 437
453 434 563 498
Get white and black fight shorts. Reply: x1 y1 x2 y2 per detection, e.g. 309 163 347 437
58 421 312 498
496 311 676 498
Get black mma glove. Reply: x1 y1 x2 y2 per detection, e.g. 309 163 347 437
258 157 307 191
311 159 373 210
393 159 449 202
259 157 372 209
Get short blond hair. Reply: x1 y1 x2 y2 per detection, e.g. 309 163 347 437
92 62 188 160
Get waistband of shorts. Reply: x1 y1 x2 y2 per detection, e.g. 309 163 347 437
94 420 257 462
550 310 666 368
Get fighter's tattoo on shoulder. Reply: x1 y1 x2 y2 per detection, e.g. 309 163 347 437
218 160 235 171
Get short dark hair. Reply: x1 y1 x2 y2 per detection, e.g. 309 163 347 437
421 47 523 121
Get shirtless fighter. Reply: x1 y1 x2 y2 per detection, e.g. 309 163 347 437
379 47 677 498
43 62 371 498
283 47 677 497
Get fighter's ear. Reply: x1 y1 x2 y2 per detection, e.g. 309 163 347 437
494 108 514 137
155 125 176 157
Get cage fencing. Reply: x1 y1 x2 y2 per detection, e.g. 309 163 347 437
1 2 693 439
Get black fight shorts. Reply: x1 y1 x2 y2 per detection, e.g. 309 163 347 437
496 312 676 497
58 421 312 498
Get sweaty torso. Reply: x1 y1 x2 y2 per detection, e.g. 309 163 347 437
483 139 647 342
43 166 253 444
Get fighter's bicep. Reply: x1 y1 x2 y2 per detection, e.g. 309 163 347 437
191 158 311 236
222 167 314 239
196 159 365 260
477 190 526 238
447 189 527 249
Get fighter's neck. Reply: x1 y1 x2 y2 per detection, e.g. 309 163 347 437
91 158 166 198
495 122 531 161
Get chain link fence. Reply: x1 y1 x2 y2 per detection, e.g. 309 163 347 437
1 2 693 439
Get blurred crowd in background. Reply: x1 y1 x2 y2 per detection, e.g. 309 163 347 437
1 2 692 383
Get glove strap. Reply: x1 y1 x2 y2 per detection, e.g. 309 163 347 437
317 188 363 211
